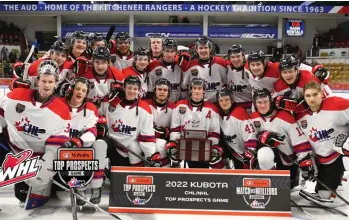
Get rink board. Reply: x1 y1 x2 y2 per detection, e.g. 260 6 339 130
109 167 291 217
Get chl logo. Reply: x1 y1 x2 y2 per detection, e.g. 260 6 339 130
308 127 334 142
111 119 136 135
224 134 237 143
206 82 220 91
170 83 180 91
14 117 46 137
229 81 248 92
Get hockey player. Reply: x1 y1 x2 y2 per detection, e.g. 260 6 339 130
70 47 124 114
167 78 222 168
86 32 107 61
69 30 88 61
149 34 163 61
273 55 332 112
181 35 227 103
250 88 313 188
147 38 190 103
245 50 279 93
0 60 71 205
226 44 253 112
11 40 74 90
122 47 150 99
111 32 134 70
145 78 175 167
217 87 258 169
297 81 348 206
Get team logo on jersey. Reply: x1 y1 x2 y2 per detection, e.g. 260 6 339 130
224 134 237 143
253 121 261 128
111 119 136 135
191 69 199 76
155 69 162 76
308 127 334 142
206 82 220 91
53 148 99 189
300 120 308 129
0 149 40 188
170 83 180 91
108 104 116 113
179 106 187 114
14 117 46 138
15 103 26 113
124 175 156 205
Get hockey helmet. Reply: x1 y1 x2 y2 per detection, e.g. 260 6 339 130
279 55 299 72
115 32 130 43
37 60 59 80
163 38 178 51
154 78 171 98
92 46 111 60
252 88 274 116
124 75 141 89
189 78 206 91
134 47 150 60
216 87 233 101
228 44 244 56
70 30 87 45
51 40 69 54
248 50 266 64
91 32 106 45
195 35 212 50
66 76 91 100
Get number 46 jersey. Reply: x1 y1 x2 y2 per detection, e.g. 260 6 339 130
250 110 312 166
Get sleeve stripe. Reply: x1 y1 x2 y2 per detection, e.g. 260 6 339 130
170 127 182 132
138 135 156 143
294 142 312 153
0 107 4 117
208 132 220 139
245 140 258 148
46 142 65 146
45 136 69 146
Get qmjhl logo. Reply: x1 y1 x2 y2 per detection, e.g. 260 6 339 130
0 149 40 188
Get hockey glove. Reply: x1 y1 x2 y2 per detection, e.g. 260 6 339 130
9 78 31 90
154 124 170 140
299 154 317 181
108 83 124 102
96 116 108 139
147 152 162 167
294 98 309 114
243 148 257 169
333 132 349 156
62 137 83 148
73 56 89 76
257 130 285 148
178 52 191 68
274 96 298 112
13 61 25 79
165 141 179 164
210 145 224 169
313 65 330 84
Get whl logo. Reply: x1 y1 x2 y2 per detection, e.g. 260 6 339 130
0 149 40 188
14 117 46 137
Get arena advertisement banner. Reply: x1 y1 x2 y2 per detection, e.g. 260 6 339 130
134 26 202 38
1 4 349 14
109 167 291 217
208 26 277 39
285 19 305 37
61 25 128 38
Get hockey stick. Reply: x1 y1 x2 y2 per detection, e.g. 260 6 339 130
51 178 122 220
70 188 78 220
22 45 35 81
110 136 156 167
106 25 116 42
291 199 314 219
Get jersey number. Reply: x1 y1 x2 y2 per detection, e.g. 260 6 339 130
296 127 304 136
245 124 255 134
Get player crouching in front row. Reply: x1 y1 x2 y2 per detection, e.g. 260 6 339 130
166 78 223 169
249 88 313 189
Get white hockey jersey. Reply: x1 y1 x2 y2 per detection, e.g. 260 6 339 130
145 99 175 130
122 66 149 99
181 57 227 103
101 98 156 158
0 88 71 158
113 52 134 70
170 100 220 145
251 110 312 166
273 70 332 99
147 60 183 103
226 60 253 109
58 98 98 147
219 106 258 155
296 96 349 164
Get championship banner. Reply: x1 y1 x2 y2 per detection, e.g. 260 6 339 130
109 167 291 217
62 25 128 38
134 26 202 38
208 26 277 39
285 19 305 37
1 4 349 14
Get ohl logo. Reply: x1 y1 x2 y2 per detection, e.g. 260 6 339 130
111 119 136 135
14 117 46 137
206 82 220 91
308 127 334 142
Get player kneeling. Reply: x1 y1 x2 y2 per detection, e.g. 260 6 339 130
250 88 313 189
145 78 175 167
166 78 223 168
